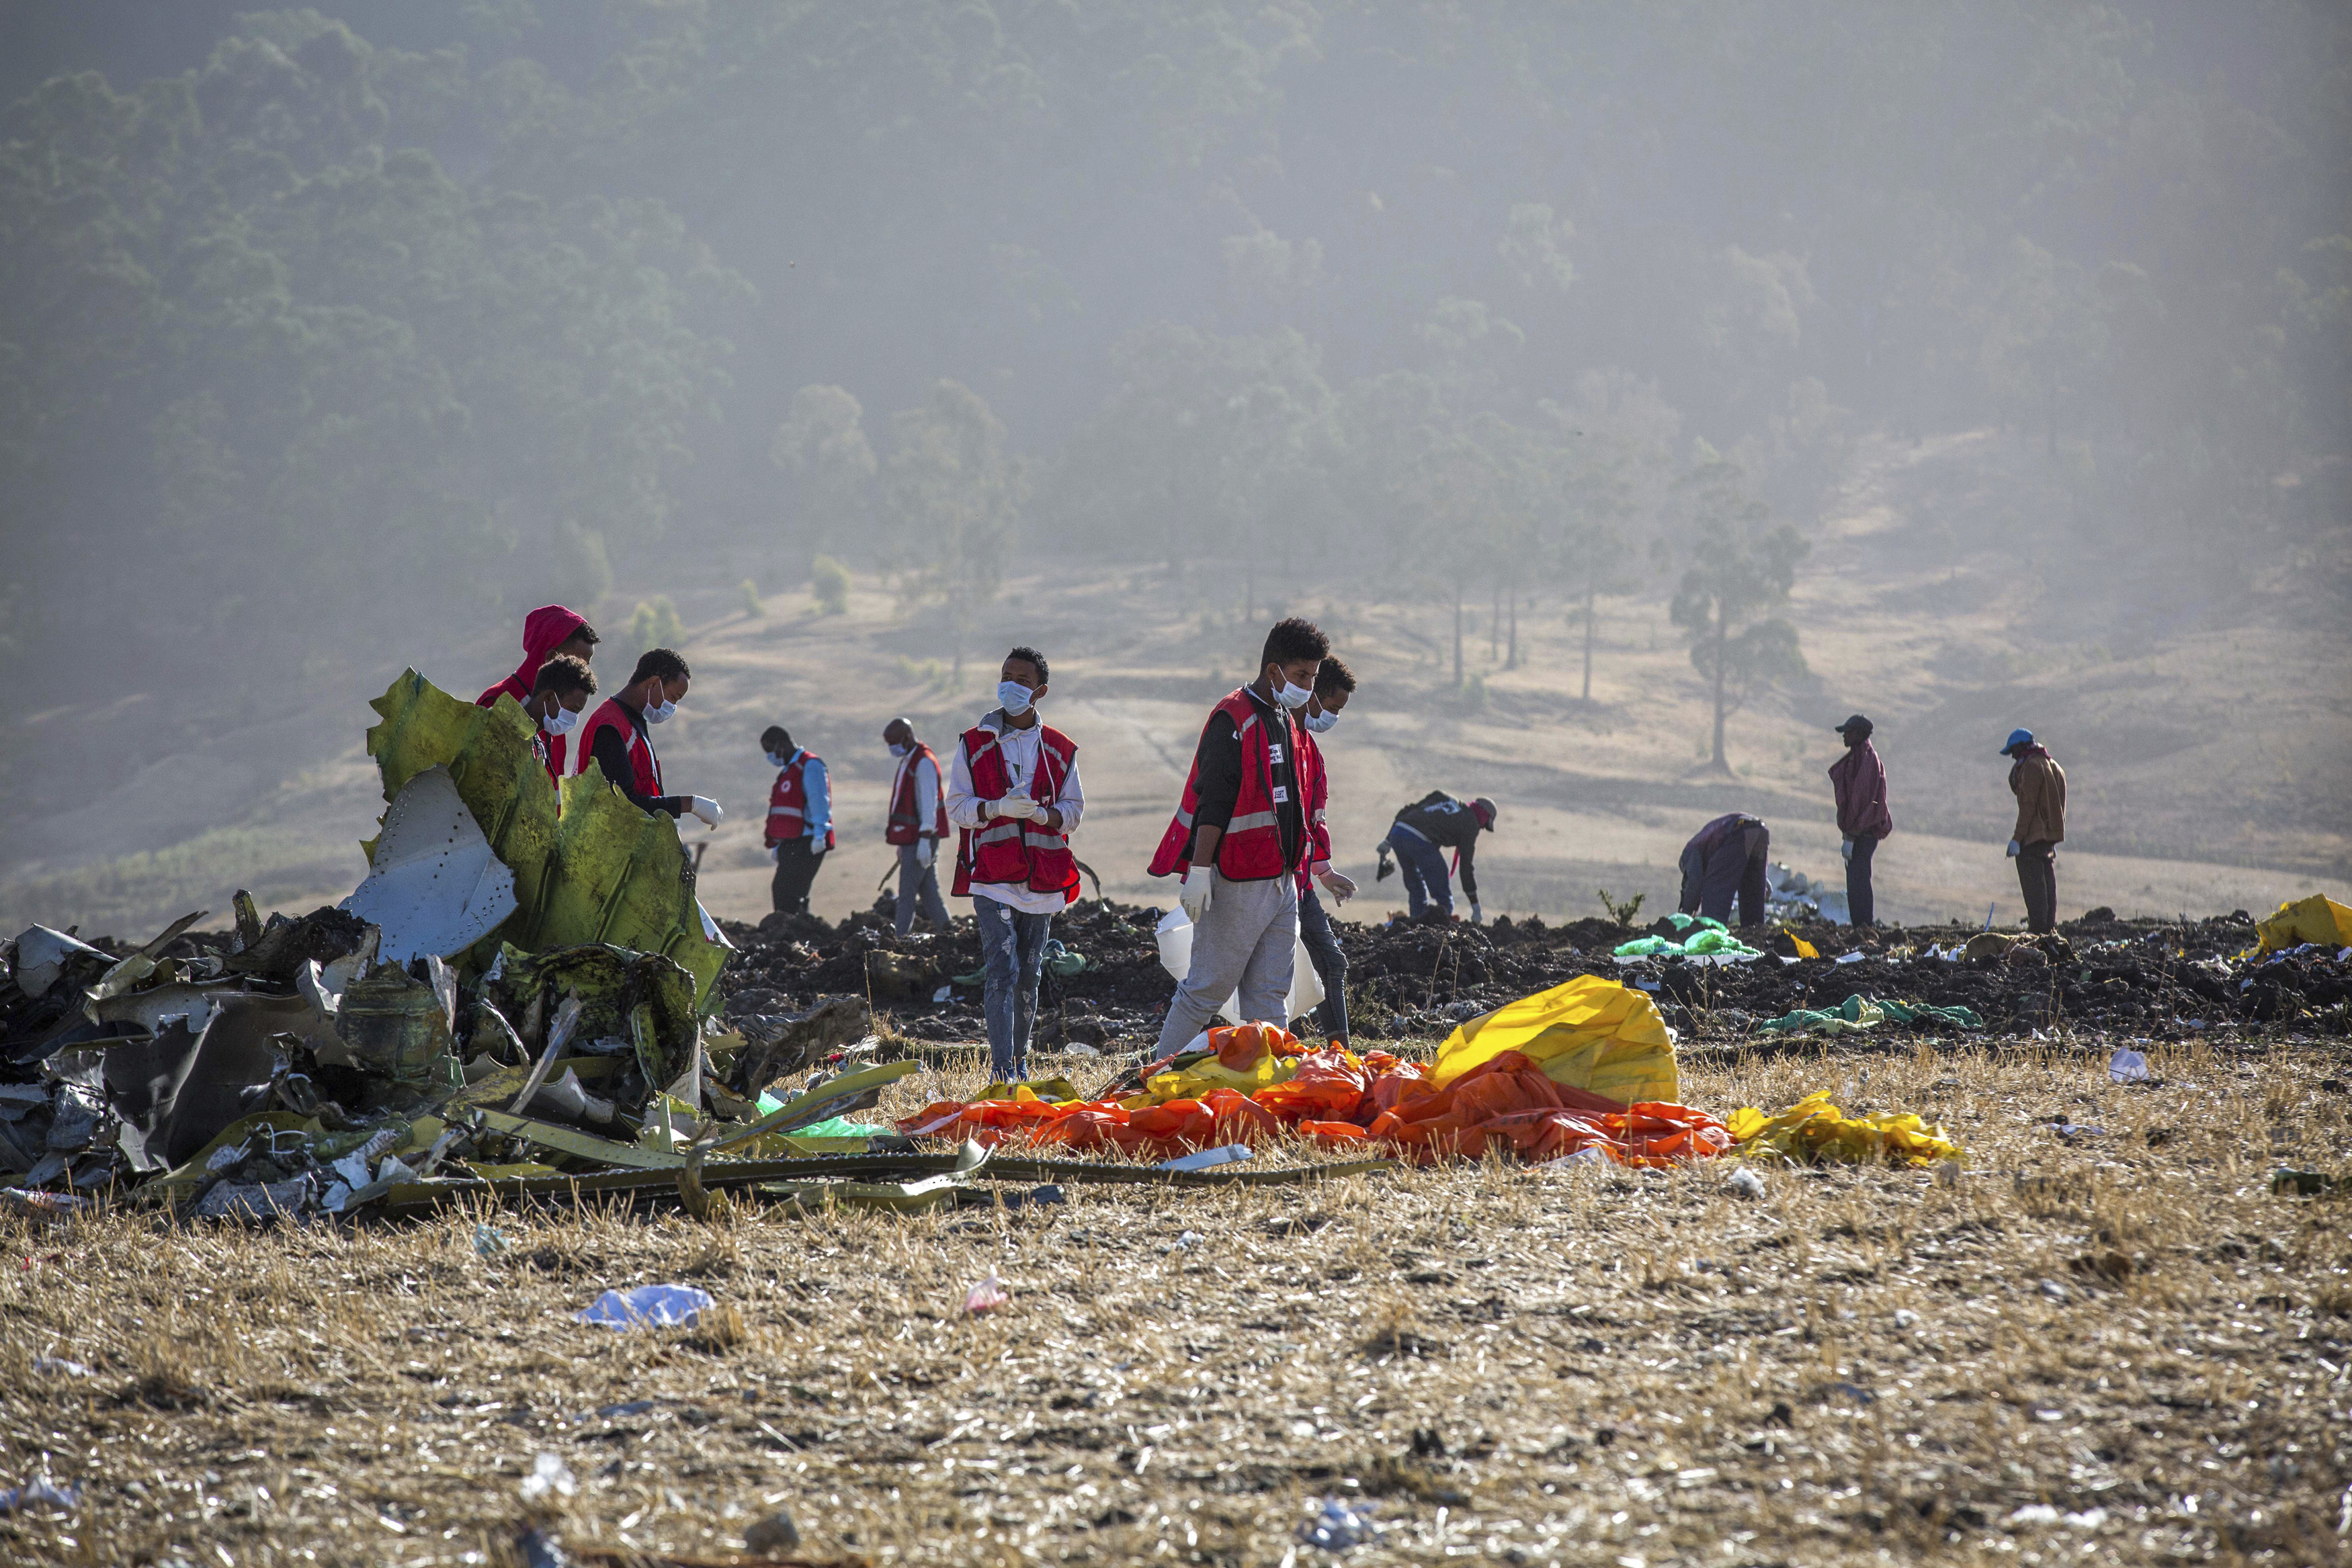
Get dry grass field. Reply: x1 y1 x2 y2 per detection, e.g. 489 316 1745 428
3 1032 2345 1567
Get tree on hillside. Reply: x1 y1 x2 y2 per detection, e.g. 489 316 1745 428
771 384 877 574
1550 439 1644 703
1669 455 1809 772
881 380 1027 681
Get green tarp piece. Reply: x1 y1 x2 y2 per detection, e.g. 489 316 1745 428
362 669 728 1006
1756 994 1985 1035
1613 921 1762 960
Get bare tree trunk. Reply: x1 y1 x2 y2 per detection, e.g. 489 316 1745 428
1505 587 1519 670
1489 582 1500 660
1452 584 1464 689
1581 578 1595 702
1710 597 1729 771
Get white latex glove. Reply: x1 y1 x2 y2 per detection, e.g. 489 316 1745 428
994 795 1040 822
1841 837 1855 864
687 795 722 828
767 843 780 863
1179 866 1215 923
1318 868 1357 902
915 836 935 867
2006 838 2021 859
1470 901 1484 925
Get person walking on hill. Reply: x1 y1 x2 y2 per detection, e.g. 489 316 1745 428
1678 812 1769 928
2002 728 2066 933
579 648 722 830
1829 713 1892 927
948 646 1085 1083
882 715 950 936
1148 618 1329 1057
1296 656 1358 1045
477 605 598 708
762 727 833 916
1376 791 1497 923
525 654 596 789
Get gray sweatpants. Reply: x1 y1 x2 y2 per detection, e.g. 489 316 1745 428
894 841 950 934
1155 872 1298 1056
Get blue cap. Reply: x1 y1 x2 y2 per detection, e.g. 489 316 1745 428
2001 728 2033 755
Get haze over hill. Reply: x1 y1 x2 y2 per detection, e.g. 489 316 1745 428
0 1 2344 936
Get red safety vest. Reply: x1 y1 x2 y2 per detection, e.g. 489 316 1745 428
952 720 1080 904
766 750 835 851
579 698 661 798
886 743 948 845
1295 722 1332 893
1146 689 1307 883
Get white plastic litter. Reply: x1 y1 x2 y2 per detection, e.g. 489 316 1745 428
575 1284 713 1331
521 1452 577 1501
1298 1497 1381 1551
1726 1166 1766 1199
1157 1143 1254 1172
2107 1047 2149 1084
1154 906 1324 1025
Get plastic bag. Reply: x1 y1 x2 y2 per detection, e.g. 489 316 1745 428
1154 907 1325 1024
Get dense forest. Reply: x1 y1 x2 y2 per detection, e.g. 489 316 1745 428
2 1 2345 701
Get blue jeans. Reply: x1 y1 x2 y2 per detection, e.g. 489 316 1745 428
1388 828 1453 918
1297 887 1349 1045
974 894 1053 1080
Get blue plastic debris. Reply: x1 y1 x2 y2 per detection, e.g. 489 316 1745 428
575 1284 712 1331
1298 1496 1380 1551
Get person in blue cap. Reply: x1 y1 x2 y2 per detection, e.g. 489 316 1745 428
2001 728 2066 932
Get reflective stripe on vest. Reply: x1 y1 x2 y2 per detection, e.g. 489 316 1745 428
768 750 834 851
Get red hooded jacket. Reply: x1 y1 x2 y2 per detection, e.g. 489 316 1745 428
476 605 588 708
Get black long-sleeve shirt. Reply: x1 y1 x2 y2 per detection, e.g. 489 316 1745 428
587 702 687 818
1390 791 1484 900
1187 686 1304 879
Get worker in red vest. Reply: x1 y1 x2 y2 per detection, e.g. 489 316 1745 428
882 715 950 935
946 646 1085 1082
761 725 833 916
577 648 722 829
476 605 598 708
1147 617 1329 1058
523 654 596 789
1295 656 1358 1045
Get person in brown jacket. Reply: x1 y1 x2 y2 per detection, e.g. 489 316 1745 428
2001 728 2066 932
1828 713 1892 926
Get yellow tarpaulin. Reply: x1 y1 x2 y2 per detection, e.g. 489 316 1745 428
1429 975 1679 1106
1727 1089 1963 1166
2255 895 2352 957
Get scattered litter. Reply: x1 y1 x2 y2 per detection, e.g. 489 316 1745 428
520 1452 576 1501
575 1284 712 1331
1756 994 1982 1034
1726 1166 1765 1199
0 1475 79 1514
1298 1496 1381 1551
744 1511 801 1553
517 1526 569 1568
2107 1047 2149 1084
964 1270 1009 1315
474 1223 508 1257
1894 1309 1921 1330
2051 1122 2105 1139
0 1190 93 1226
2040 1279 2070 1301
1834 950 1865 965
2008 1504 2061 1526
31 1356 91 1377
1158 1143 1254 1172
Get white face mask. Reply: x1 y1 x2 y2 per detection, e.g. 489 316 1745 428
997 681 1034 717
542 705 579 736
1272 672 1312 709
1302 706 1338 734
888 742 911 758
644 696 676 725
765 751 791 769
